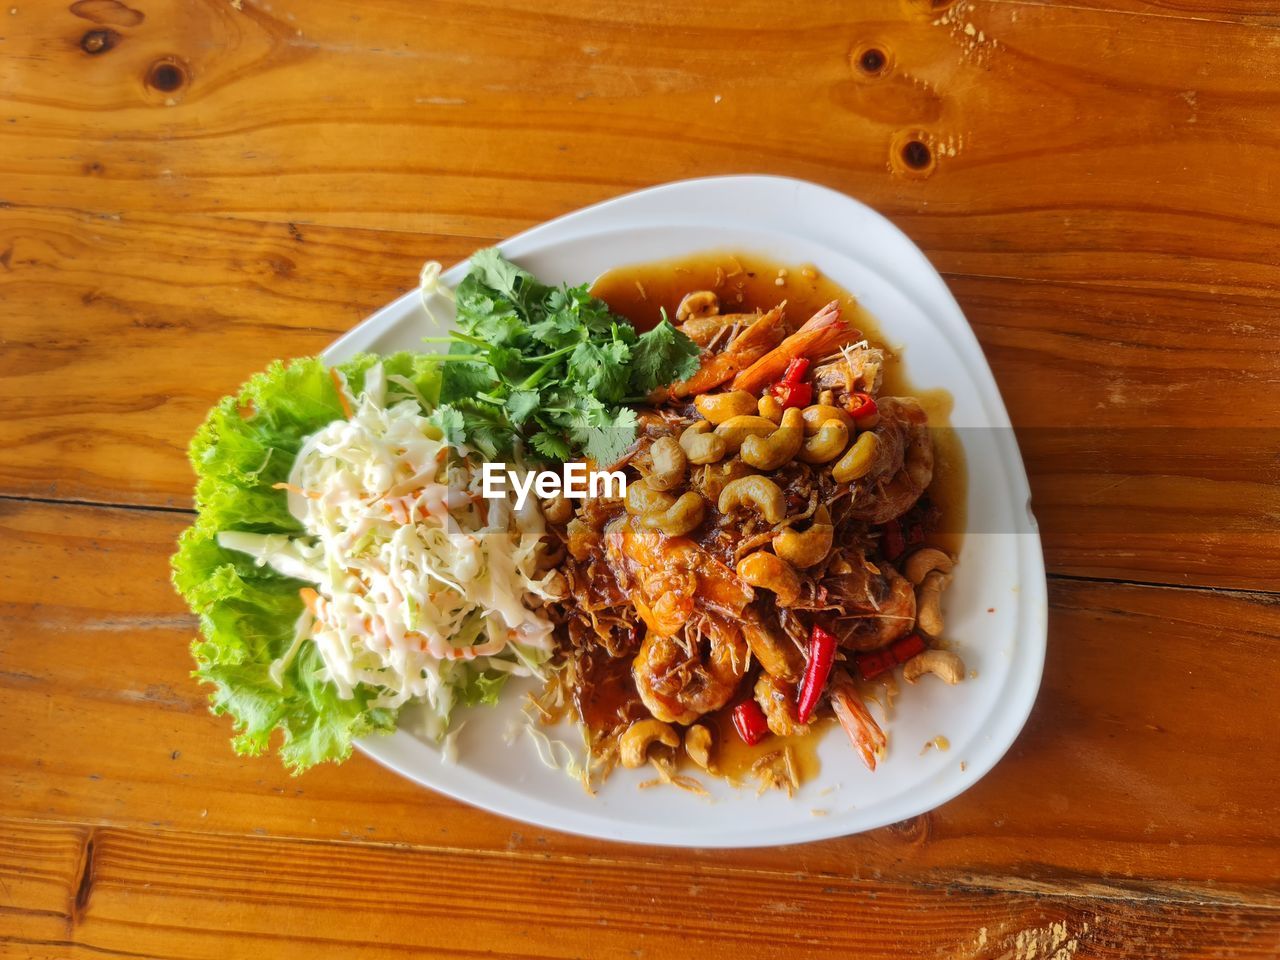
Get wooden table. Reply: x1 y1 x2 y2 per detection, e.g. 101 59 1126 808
2 1 1278 956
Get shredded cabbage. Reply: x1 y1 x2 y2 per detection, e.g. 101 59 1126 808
218 363 561 742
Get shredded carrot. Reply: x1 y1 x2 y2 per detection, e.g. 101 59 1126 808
330 367 354 419
298 587 321 615
271 481 321 499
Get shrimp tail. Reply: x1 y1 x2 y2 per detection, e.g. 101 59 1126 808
666 306 787 398
731 300 859 394
829 669 887 771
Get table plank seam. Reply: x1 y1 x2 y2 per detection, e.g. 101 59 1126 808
1048 572 1280 605
983 0 1280 31
5 495 1279 600
6 199 1280 303
2 815 1274 911
0 494 195 517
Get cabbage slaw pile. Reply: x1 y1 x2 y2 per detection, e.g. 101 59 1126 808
217 364 561 742
172 353 559 771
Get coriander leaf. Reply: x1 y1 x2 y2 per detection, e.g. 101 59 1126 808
485 344 530 382
443 251 696 464
426 404 465 444
568 340 630 404
580 405 638 466
504 389 542 426
452 274 500 331
457 402 516 460
468 247 551 322
529 430 573 461
628 318 701 395
468 248 533 305
439 355 498 404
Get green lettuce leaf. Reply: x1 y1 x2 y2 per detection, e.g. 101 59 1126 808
171 353 443 773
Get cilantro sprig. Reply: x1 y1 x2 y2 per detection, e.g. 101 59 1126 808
430 249 700 465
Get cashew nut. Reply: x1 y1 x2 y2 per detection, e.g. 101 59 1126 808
696 457 753 502
798 418 849 464
817 389 836 406
639 491 706 537
801 404 853 434
915 569 950 637
695 390 757 425
757 393 784 423
625 478 675 516
676 290 719 323
684 723 715 771
679 420 727 465
619 718 680 768
717 475 786 524
736 551 801 606
902 648 965 685
741 407 804 470
903 547 955 585
646 436 687 491
714 415 778 452
832 431 879 483
773 506 833 568
541 493 573 525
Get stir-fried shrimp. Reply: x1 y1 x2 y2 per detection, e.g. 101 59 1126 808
755 673 810 737
742 617 804 681
845 397 934 524
829 670 887 771
668 305 787 398
634 618 749 724
549 270 958 788
824 561 917 652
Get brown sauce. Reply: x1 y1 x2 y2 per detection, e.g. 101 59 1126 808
707 708 830 786
573 651 644 733
579 251 968 786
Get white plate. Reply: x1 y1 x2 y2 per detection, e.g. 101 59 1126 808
325 175 1047 848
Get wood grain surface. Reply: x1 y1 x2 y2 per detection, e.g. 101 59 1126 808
1 0 1278 957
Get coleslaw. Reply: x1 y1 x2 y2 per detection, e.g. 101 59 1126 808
218 363 563 741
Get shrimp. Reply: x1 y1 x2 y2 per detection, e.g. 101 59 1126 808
827 561 917 652
731 300 860 394
679 311 772 348
845 397 934 524
605 516 753 619
742 617 804 682
754 673 810 737
829 669 887 771
667 306 787 398
634 618 749 724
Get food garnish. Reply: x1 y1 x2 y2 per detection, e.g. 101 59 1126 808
430 249 700 465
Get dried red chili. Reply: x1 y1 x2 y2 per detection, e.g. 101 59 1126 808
796 624 838 723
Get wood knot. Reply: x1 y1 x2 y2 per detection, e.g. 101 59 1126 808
72 829 98 920
889 130 936 180
80 28 119 54
146 57 187 93
886 812 933 845
902 140 931 169
850 42 891 78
